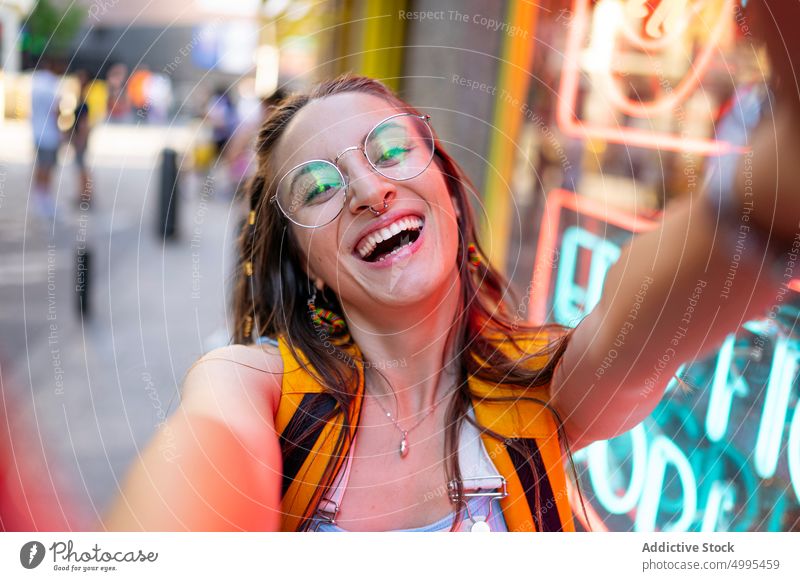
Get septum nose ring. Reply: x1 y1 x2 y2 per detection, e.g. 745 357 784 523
369 200 389 216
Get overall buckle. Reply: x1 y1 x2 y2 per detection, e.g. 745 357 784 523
447 476 507 503
316 498 340 524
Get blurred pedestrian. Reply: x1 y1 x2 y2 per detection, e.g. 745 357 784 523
204 87 240 198
69 70 93 207
30 57 62 220
106 63 131 123
207 86 238 158
145 72 173 124
129 65 152 122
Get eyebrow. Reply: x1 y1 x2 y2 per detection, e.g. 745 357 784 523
368 120 403 142
326 118 404 163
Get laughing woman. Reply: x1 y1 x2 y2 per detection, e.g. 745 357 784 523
107 3 800 532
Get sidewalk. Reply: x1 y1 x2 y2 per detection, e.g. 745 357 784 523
0 121 241 527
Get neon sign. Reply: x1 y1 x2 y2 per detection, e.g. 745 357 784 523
533 190 800 531
557 0 748 155
554 226 621 326
529 189 657 324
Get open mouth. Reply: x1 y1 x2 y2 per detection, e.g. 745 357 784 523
355 216 424 262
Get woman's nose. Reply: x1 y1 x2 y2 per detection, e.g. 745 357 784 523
344 157 397 215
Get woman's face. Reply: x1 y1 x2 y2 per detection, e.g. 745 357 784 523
271 92 460 318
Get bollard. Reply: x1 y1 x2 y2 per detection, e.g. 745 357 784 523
75 245 91 318
158 147 179 240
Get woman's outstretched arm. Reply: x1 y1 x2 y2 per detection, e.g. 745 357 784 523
103 345 284 531
550 3 800 452
550 191 785 452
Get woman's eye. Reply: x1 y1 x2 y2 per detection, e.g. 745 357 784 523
304 182 334 203
377 145 411 164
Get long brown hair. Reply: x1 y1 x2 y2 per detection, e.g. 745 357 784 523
233 74 581 531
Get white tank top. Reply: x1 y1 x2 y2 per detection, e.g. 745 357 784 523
308 406 509 532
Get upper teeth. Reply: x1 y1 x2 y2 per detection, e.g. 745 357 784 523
356 216 424 259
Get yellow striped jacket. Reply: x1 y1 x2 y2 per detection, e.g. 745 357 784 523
273 334 574 532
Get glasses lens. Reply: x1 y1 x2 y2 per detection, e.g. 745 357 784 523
276 160 345 227
365 115 434 181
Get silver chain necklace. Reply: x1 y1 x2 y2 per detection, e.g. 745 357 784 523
370 394 442 458
366 372 456 458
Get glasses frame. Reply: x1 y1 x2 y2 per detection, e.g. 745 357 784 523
270 113 434 229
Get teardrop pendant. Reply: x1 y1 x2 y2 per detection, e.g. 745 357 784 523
399 431 409 458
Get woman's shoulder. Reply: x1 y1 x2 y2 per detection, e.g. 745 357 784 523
106 342 285 531
181 342 284 426
194 341 284 369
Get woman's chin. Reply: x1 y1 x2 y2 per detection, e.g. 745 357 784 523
360 263 458 310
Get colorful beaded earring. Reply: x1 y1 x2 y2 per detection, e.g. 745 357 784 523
467 243 482 271
307 285 347 336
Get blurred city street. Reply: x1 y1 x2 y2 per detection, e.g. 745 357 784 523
0 119 239 526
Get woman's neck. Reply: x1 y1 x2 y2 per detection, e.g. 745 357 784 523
342 269 464 423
